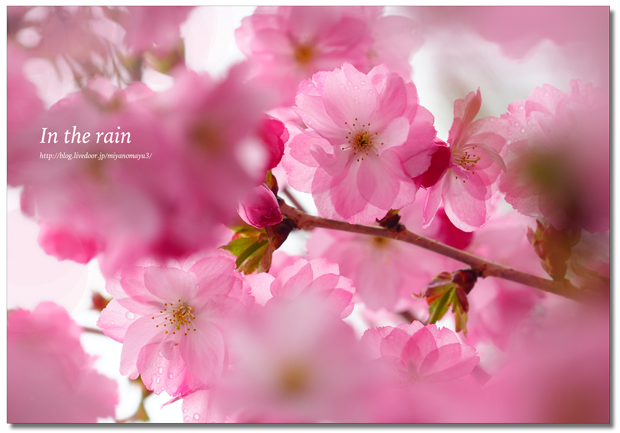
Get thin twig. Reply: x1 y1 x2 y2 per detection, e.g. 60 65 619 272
279 201 592 302
82 326 105 336
282 187 307 214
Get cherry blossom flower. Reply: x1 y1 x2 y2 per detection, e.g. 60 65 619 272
8 302 118 423
243 257 355 318
122 6 193 55
283 63 436 224
361 322 479 383
498 80 609 233
11 66 270 276
419 88 508 232
213 297 380 422
235 7 374 106
97 251 252 395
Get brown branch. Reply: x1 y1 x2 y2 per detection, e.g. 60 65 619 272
279 201 592 302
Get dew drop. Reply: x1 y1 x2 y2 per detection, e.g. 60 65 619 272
156 377 161 384
507 139 512 145
193 414 200 420
184 416 190 422
125 311 135 320
168 373 173 379
520 128 526 133
519 105 524 110
158 351 163 357
360 81 366 85
158 367 163 374
354 85 358 89
514 121 520 127
110 321 115 324
183 408 188 413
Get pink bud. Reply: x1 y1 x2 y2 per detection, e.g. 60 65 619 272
258 115 288 171
238 185 283 229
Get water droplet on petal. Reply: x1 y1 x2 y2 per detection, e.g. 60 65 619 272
158 367 163 374
520 128 526 133
514 121 520 127
125 312 135 320
168 373 173 379
158 351 163 357
156 377 161 384
193 414 200 420
507 139 512 145
519 105 524 110
184 416 190 422
183 408 188 413
360 81 366 85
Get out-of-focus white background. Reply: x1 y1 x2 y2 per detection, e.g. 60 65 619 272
3 5 615 426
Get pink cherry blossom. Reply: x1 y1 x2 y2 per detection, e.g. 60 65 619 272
11 66 270 276
235 6 374 106
8 302 118 423
361 322 479 383
213 297 381 422
419 88 508 232
97 251 252 396
306 190 461 312
498 80 609 233
463 306 609 423
283 63 436 224
243 257 355 319
122 7 193 55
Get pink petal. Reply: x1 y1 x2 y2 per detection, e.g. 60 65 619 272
357 155 401 211
401 326 438 370
144 266 198 302
371 73 408 131
310 143 349 176
120 315 166 378
97 299 138 343
178 320 226 385
322 63 379 128
190 255 241 297
418 343 462 378
360 326 394 360
375 116 410 151
244 272 275 306
442 168 489 231
423 176 444 227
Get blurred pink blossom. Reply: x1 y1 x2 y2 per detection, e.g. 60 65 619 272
122 7 193 55
214 298 380 422
8 302 118 423
283 63 436 224
421 89 508 232
498 80 609 233
97 251 252 395
236 7 421 106
361 322 479 383
244 257 355 319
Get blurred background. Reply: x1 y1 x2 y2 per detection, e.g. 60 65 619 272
5 5 612 423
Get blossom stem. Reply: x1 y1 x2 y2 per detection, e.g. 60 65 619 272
279 201 592 302
282 187 307 213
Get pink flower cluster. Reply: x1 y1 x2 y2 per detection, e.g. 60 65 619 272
8 302 118 423
236 7 422 105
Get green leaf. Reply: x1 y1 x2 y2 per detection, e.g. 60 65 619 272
221 237 258 257
427 290 451 324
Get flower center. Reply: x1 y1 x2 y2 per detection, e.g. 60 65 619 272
151 300 197 342
279 361 311 396
341 118 382 162
293 42 315 67
453 145 481 183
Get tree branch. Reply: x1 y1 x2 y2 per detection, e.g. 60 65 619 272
279 201 592 302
